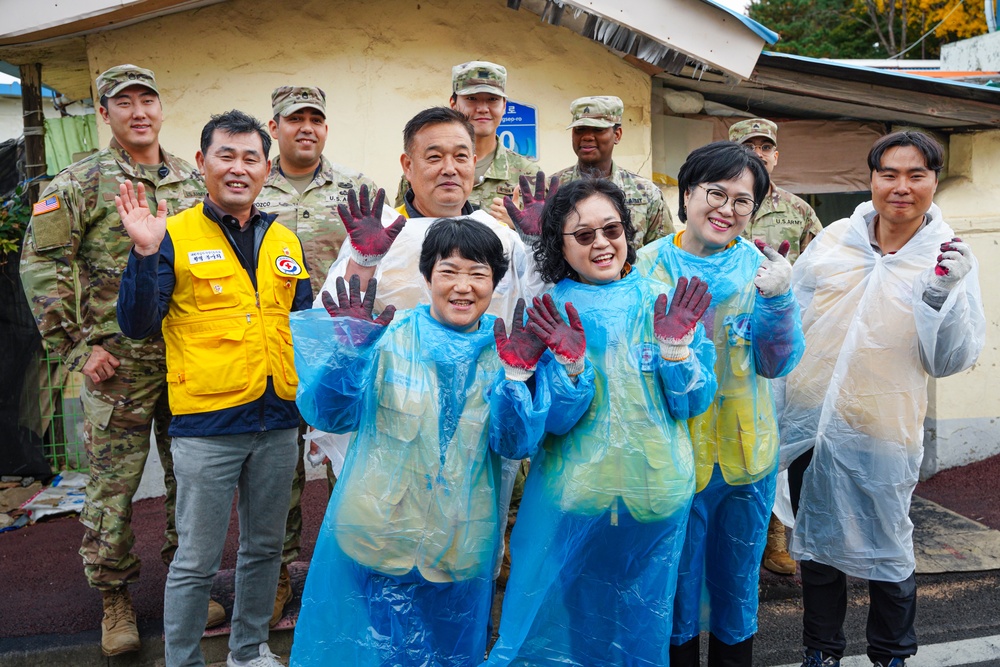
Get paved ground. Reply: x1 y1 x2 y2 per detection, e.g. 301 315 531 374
1 454 998 666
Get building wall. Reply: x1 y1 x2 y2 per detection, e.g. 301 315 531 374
922 129 1000 477
0 96 65 142
83 0 653 194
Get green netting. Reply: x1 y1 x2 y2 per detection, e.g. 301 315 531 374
36 351 87 472
44 114 99 174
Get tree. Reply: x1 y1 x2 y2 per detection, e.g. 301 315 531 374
749 0 988 58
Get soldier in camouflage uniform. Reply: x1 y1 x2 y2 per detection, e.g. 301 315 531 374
255 85 377 627
730 118 823 264
393 61 539 215
552 95 674 249
19 64 206 656
729 117 824 577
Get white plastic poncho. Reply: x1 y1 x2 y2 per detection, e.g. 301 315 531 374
780 201 985 582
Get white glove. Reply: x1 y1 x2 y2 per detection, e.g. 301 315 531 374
753 240 792 298
923 237 973 310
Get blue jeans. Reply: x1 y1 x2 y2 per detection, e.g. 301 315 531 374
164 428 298 667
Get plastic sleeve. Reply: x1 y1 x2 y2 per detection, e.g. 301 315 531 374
751 288 805 379
657 322 717 421
487 365 552 460
540 353 596 436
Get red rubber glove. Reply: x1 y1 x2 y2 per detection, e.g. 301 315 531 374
321 275 395 346
337 185 406 266
494 298 547 381
654 276 712 361
526 294 586 376
503 171 560 238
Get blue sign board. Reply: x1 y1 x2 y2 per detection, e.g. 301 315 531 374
498 100 538 160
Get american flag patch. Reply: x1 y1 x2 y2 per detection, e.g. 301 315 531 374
32 196 61 215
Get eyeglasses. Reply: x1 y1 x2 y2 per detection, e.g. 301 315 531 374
698 184 756 217
562 221 625 246
742 142 777 156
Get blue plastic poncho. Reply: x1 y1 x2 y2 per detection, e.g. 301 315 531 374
289 305 551 667
486 270 717 667
779 202 985 582
636 234 805 645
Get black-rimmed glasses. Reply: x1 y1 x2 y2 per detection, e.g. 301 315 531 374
698 184 756 217
563 221 625 246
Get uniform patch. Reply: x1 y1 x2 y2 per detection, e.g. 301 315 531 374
496 183 516 196
32 196 61 215
188 249 226 264
630 342 660 372
275 255 303 275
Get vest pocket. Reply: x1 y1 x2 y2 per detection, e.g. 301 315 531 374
182 328 250 395
276 323 298 387
189 261 239 310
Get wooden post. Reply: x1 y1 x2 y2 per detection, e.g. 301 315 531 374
19 63 45 203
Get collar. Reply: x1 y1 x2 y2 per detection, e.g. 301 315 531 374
202 195 267 231
402 188 475 218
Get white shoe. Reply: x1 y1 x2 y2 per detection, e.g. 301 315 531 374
226 642 283 667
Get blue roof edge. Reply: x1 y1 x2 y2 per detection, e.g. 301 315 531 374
698 0 780 45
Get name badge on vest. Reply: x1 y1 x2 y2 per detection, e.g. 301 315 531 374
188 249 225 264
275 255 303 276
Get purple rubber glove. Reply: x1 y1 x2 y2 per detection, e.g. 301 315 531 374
494 298 547 381
338 185 406 266
527 293 587 376
503 171 560 238
654 276 712 361
320 275 395 347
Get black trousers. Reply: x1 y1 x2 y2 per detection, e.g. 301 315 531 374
790 450 918 664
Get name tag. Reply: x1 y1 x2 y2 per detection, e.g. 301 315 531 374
188 249 225 264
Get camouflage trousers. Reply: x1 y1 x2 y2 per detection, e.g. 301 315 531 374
79 355 176 590
282 420 337 564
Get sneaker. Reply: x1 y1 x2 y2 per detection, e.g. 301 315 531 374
269 563 292 628
801 648 840 666
763 513 797 575
206 597 226 629
227 642 283 667
872 659 906 667
100 588 141 656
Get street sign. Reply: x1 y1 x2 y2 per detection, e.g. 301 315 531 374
498 100 538 160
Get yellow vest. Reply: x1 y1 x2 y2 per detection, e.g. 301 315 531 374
162 204 309 414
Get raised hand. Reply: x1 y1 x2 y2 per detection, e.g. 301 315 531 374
527 294 586 375
321 274 396 326
503 171 560 238
932 237 973 285
338 185 406 266
753 238 792 298
115 180 168 257
494 298 547 381
654 276 712 361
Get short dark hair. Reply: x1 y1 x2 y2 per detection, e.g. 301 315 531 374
419 217 509 288
403 107 475 155
200 110 271 157
867 130 944 176
533 179 637 284
677 141 770 222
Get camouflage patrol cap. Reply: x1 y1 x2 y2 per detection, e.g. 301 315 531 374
271 86 327 118
96 64 159 99
567 96 623 129
452 61 506 97
729 118 778 145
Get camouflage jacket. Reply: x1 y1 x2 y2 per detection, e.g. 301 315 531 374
256 156 376 293
393 140 539 211
743 185 823 264
20 142 205 369
552 161 674 248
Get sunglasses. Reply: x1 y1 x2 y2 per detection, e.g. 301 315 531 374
563 221 625 246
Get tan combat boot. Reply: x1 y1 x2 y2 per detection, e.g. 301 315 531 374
762 513 797 575
100 588 140 656
269 564 292 628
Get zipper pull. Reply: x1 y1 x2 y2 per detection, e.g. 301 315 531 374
246 313 251 323
255 291 260 308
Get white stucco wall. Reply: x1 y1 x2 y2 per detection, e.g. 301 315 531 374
0 96 65 142
922 130 1000 477
83 0 653 194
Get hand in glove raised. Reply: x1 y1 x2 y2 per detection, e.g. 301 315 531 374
494 298 547 381
753 238 792 298
338 185 406 266
654 276 712 361
527 293 587 376
923 237 974 310
503 171 559 238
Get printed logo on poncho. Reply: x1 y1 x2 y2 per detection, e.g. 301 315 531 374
630 342 660 372
724 313 752 346
275 255 302 276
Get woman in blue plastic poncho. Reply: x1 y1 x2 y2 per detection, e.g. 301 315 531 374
635 142 805 667
288 218 560 667
486 179 718 667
